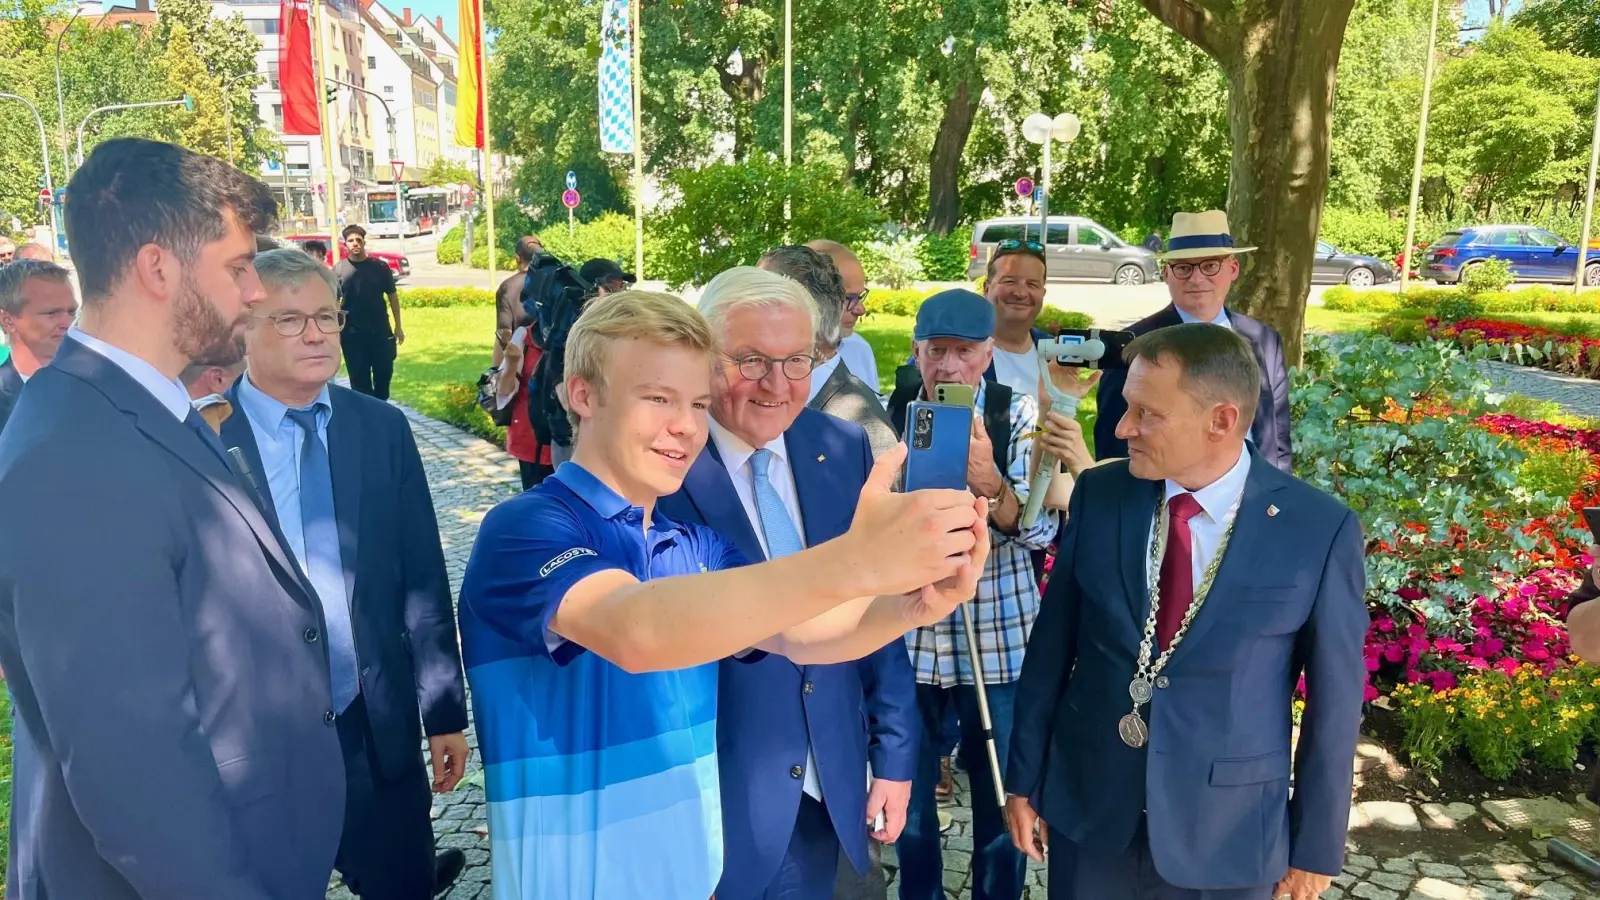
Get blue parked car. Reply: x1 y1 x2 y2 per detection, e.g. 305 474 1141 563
1419 225 1600 286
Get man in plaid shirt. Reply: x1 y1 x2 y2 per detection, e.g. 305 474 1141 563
883 289 1087 900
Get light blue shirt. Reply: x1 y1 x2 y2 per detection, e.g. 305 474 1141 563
235 375 337 573
65 328 191 420
1175 306 1232 329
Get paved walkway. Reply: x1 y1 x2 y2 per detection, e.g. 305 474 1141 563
1481 360 1600 419
332 401 1600 900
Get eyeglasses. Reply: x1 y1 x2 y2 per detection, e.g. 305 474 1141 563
845 288 870 311
253 309 347 337
994 239 1046 260
726 352 817 382
1165 259 1226 279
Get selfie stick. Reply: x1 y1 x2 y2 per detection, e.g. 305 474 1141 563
1019 335 1104 530
958 603 1007 805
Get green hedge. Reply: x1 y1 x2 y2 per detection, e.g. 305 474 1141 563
398 287 495 308
1324 284 1600 315
1035 308 1095 333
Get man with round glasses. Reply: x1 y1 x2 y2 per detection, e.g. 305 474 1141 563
808 239 880 395
656 265 920 900
1093 210 1293 473
224 248 472 900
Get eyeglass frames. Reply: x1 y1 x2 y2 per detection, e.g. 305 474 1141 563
252 309 348 337
724 352 817 382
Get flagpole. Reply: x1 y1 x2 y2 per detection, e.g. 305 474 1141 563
472 0 495 287
311 0 339 237
631 0 643 278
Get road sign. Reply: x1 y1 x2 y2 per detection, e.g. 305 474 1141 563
562 189 581 210
1034 187 1044 204
37 188 51 204
391 160 405 184
566 170 578 190
1015 178 1034 198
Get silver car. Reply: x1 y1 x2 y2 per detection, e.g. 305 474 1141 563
966 215 1159 285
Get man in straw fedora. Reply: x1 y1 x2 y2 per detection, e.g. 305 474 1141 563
1093 210 1293 474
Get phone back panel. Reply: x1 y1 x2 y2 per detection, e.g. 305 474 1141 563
903 401 972 492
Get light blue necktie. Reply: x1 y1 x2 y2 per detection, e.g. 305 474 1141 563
287 406 360 713
749 448 803 558
749 447 821 797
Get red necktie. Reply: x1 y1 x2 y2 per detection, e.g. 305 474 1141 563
1156 493 1204 649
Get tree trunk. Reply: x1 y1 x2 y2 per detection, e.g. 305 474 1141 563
924 76 979 237
1141 0 1357 367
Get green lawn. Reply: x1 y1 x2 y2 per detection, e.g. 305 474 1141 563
390 306 499 425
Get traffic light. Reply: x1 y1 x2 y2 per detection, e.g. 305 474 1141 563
398 183 408 198
326 85 338 104
181 95 194 112
36 175 46 190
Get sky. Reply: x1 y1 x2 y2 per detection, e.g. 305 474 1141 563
387 0 457 40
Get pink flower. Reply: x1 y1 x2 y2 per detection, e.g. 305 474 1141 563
1375 618 1396 634
1363 683 1380 702
1384 645 1406 664
1424 670 1459 692
1495 658 1520 676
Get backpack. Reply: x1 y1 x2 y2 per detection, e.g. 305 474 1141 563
525 279 593 449
519 253 590 349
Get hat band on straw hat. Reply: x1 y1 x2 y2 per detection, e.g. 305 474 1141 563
1167 233 1235 252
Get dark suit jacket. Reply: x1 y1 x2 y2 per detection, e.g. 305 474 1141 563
1094 305 1293 473
223 381 468 779
0 357 22 435
0 338 344 900
657 409 919 898
809 359 897 459
1007 452 1368 888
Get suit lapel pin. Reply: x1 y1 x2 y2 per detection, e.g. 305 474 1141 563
1267 504 1280 517
816 454 826 462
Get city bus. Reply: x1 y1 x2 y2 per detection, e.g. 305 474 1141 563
362 186 457 237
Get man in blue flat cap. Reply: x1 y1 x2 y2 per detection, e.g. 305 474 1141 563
884 289 1066 900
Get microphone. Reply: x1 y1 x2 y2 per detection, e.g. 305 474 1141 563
227 446 260 495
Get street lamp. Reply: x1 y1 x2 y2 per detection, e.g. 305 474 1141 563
0 93 58 254
1399 0 1442 292
1021 112 1081 249
325 77 409 259
76 96 194 166
54 6 84 181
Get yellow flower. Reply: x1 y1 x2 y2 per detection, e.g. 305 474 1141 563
1411 699 1423 707
1505 726 1514 734
1446 706 1456 714
1498 711 1507 719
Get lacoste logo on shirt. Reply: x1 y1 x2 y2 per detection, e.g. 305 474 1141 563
540 547 598 577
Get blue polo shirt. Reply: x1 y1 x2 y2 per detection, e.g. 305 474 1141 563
459 462 749 900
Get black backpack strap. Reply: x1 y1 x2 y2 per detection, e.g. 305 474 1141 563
982 382 1013 476
886 366 925 436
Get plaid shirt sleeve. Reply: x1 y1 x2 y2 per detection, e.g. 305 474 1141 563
904 388 1057 686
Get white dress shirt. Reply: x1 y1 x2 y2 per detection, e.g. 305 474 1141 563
707 418 822 800
66 328 191 420
1145 446 1251 587
1175 305 1233 330
836 333 879 394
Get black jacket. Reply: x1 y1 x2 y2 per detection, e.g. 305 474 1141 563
0 357 22 436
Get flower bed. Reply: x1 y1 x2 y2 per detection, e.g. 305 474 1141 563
1428 316 1600 378
1293 334 1600 779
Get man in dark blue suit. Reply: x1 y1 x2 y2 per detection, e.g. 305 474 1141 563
0 138 346 899
1094 212 1293 473
0 259 77 435
1007 324 1367 900
658 266 919 900
222 248 471 900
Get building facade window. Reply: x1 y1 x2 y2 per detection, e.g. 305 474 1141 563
272 103 283 130
368 55 377 69
265 59 280 90
246 18 278 34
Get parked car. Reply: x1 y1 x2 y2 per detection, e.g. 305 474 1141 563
1418 225 1600 286
280 233 411 280
1310 241 1395 287
967 216 1159 285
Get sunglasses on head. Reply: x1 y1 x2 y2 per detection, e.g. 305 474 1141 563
995 239 1046 259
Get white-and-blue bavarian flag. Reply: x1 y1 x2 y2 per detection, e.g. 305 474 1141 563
598 0 635 154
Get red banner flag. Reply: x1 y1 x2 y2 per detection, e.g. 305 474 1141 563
279 0 320 135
